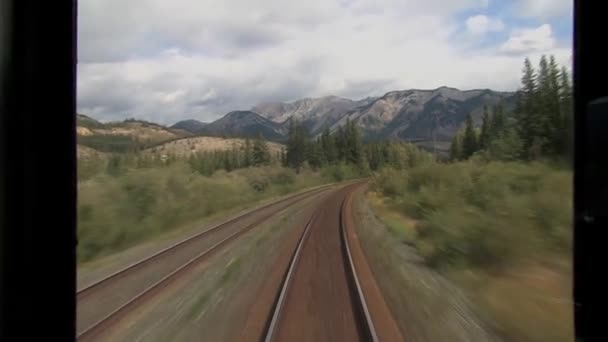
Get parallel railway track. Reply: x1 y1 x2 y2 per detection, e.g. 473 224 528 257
76 183 342 340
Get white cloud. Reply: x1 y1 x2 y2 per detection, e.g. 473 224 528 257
500 24 556 54
77 0 571 124
465 15 505 35
517 0 572 18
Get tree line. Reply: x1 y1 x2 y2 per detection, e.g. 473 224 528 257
284 119 365 172
284 118 434 172
188 137 273 176
450 55 572 162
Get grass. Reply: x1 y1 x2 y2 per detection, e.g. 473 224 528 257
77 159 360 263
370 159 573 342
366 192 416 243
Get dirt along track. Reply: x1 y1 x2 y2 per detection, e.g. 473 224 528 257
76 183 344 341
262 182 404 342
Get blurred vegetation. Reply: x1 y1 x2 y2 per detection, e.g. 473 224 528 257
371 159 572 341
373 160 571 271
77 156 363 263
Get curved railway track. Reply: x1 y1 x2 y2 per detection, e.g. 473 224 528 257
262 183 401 342
76 183 343 341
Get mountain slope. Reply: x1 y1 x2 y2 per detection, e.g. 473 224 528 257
252 95 375 135
143 136 284 157
198 111 286 141
330 87 516 146
76 116 190 152
250 87 514 148
170 119 207 133
77 114 104 129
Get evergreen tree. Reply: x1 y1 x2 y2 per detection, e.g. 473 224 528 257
487 125 523 161
307 139 325 170
286 119 308 173
380 143 388 168
243 138 252 167
346 119 363 166
368 143 387 170
490 104 506 139
387 142 402 169
536 55 555 154
479 106 491 150
252 136 271 166
222 151 234 171
335 125 347 162
559 66 573 159
381 143 392 167
321 127 337 164
462 114 478 158
449 131 463 161
516 57 539 156
233 146 241 168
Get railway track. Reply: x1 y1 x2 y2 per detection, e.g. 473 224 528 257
261 182 404 342
76 183 342 341
262 184 373 341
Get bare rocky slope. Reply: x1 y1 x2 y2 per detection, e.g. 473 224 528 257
249 86 516 151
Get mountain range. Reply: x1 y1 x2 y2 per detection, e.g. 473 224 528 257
77 86 517 155
171 86 516 152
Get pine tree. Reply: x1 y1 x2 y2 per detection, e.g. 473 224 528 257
252 136 271 166
490 104 506 139
479 106 491 150
320 127 337 164
559 66 573 159
449 131 463 161
376 143 386 169
286 119 308 173
487 125 523 161
516 57 539 155
346 119 363 166
317 138 328 166
243 138 252 167
231 149 239 169
462 114 478 158
307 139 325 170
536 55 555 154
223 151 234 171
368 143 386 170
335 125 347 162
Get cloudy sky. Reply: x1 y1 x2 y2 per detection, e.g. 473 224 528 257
77 0 573 125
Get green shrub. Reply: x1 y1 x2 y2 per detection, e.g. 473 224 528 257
321 163 361 182
270 169 296 186
77 161 340 263
374 160 572 271
374 168 406 197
